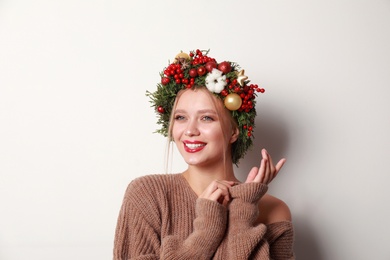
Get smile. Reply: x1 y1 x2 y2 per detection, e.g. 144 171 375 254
185 143 205 149
183 141 206 153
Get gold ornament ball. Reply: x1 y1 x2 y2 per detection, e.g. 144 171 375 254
175 52 190 61
224 93 242 111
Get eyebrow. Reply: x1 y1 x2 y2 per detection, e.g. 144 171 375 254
174 109 218 115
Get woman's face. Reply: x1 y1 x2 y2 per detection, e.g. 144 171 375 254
172 89 237 167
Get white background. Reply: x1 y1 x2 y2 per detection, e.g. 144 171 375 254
1 1 389 259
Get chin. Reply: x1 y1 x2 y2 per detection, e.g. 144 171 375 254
184 156 220 167
184 157 203 166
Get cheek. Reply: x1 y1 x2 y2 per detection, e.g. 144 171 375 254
171 124 184 141
200 125 223 139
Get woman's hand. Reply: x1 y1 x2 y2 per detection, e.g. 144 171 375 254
199 180 235 207
245 149 286 185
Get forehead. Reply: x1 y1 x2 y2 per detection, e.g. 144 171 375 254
175 89 217 110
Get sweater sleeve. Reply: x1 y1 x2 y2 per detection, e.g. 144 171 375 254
224 183 295 260
161 198 227 259
266 221 295 260
113 179 227 260
224 182 269 259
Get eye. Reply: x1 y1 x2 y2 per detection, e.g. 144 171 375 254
174 115 185 121
201 115 215 121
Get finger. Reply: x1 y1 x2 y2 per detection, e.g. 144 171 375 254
216 180 235 190
254 157 266 183
246 167 259 183
262 149 271 184
263 157 271 184
266 150 276 176
218 190 232 207
203 180 232 202
217 182 232 203
275 158 286 174
209 186 230 202
221 197 230 207
253 149 267 183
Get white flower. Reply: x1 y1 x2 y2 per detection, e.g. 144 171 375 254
205 69 227 93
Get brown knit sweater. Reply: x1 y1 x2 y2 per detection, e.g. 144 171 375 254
114 174 294 260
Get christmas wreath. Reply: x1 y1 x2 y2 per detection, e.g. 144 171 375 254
146 49 264 164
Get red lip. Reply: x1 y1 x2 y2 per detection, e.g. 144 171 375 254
183 140 206 153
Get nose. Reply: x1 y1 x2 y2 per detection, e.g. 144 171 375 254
185 119 200 137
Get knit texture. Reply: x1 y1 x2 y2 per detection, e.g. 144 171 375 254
114 174 294 260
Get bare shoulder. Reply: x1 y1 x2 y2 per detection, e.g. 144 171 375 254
256 194 292 225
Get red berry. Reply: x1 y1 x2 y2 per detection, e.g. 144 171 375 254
221 89 228 96
157 106 165 113
161 77 170 85
189 68 198 78
218 61 231 74
205 61 217 72
197 66 206 76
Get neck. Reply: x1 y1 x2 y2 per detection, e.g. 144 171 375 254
182 160 239 196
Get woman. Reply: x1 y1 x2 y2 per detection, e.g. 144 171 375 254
114 49 294 259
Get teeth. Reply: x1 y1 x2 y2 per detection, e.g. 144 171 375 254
185 143 205 149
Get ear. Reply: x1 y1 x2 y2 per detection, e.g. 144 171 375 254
230 127 239 144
